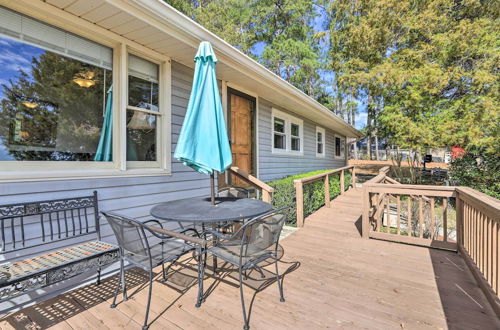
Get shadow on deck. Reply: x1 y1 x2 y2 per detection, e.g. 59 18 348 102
1 188 499 329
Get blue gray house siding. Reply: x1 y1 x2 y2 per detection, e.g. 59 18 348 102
0 61 209 312
257 98 346 182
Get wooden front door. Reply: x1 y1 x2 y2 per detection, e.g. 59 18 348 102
229 91 254 186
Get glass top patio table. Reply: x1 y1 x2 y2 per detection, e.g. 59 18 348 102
150 196 273 223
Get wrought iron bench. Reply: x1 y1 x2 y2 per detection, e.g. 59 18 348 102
0 191 118 300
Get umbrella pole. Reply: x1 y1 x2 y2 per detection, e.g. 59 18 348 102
210 172 215 205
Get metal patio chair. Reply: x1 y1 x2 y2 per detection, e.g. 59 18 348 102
102 211 206 330
203 207 289 330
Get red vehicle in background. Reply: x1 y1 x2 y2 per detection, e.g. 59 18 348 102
451 145 466 159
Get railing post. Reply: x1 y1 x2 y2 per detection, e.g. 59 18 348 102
324 174 330 207
340 170 345 194
294 180 304 227
456 192 463 246
262 190 271 204
362 184 370 239
351 166 356 188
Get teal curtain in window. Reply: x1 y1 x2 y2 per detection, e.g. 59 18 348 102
94 86 113 161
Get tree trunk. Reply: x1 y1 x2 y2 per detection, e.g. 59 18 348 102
374 131 379 160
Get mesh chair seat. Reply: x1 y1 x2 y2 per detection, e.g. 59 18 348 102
207 244 273 269
124 240 194 270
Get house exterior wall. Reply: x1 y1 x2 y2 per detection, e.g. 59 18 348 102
257 98 347 182
0 61 209 312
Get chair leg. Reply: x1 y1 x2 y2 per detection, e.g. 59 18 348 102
238 266 250 330
275 257 285 302
120 258 128 301
110 261 122 308
195 248 206 307
96 267 102 285
143 270 154 330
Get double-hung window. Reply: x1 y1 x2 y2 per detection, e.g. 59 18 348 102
316 127 325 157
272 108 303 155
126 54 160 164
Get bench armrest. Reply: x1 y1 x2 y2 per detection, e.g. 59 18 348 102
146 225 207 247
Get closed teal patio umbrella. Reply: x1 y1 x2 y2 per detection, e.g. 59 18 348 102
174 41 232 204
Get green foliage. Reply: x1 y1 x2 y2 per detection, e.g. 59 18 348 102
449 151 500 199
166 0 331 105
268 169 351 225
329 0 500 154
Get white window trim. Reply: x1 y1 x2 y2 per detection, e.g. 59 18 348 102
0 11 172 182
271 108 303 156
334 134 346 159
316 126 326 158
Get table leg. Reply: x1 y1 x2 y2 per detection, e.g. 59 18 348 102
212 223 218 274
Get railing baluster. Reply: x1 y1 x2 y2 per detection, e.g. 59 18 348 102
396 196 401 235
1 219 5 250
77 208 83 234
386 195 391 232
376 193 382 232
430 198 435 240
340 170 345 194
56 211 61 239
83 207 90 233
48 212 54 240
443 198 448 242
407 198 412 237
40 213 45 242
63 210 69 237
11 218 15 250
419 197 424 238
71 209 76 236
496 221 499 294
486 216 491 284
324 174 330 207
20 216 25 247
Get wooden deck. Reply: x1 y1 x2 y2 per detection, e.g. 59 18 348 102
2 188 499 329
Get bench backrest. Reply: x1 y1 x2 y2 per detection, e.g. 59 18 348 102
0 191 100 253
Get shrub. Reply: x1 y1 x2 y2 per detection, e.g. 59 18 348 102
449 151 500 199
268 169 352 226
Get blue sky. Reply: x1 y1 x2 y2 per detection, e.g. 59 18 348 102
0 36 43 98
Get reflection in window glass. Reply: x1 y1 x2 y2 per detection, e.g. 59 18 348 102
274 117 285 133
335 137 341 156
290 123 300 151
128 75 159 111
317 132 323 154
126 110 156 161
0 36 112 161
273 117 286 150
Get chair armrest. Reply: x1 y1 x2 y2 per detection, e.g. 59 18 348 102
146 225 207 247
143 219 164 228
203 229 234 241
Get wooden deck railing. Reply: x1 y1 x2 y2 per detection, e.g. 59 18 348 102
362 176 500 317
455 187 500 316
293 165 356 227
227 166 275 203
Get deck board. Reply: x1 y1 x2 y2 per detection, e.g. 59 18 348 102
1 188 499 329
